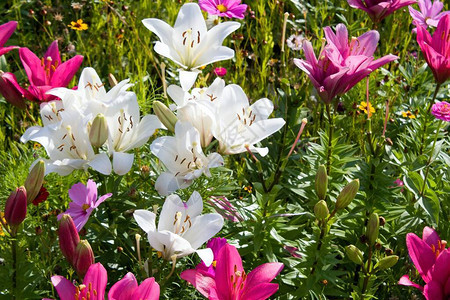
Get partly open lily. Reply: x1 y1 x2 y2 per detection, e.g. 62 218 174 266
142 3 240 90
151 121 224 196
134 191 224 265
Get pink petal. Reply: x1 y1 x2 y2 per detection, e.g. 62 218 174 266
422 226 441 248
0 45 19 56
86 179 99 204
108 272 138 300
44 40 61 66
180 269 217 298
398 275 424 291
368 54 398 71
245 262 284 286
240 282 280 300
69 182 90 206
50 55 83 87
82 263 107 300
430 249 450 287
0 21 18 47
215 244 244 299
424 281 444 300
95 193 112 208
0 71 27 109
353 30 379 56
132 277 160 300
19 47 46 87
51 275 77 300
406 233 435 282
432 14 449 56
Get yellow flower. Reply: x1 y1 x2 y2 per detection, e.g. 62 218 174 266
358 101 375 117
0 212 5 236
402 111 416 119
243 186 252 193
68 19 88 31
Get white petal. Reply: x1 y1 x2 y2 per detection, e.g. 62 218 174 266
134 209 157 233
182 214 224 249
78 67 107 100
196 248 214 267
142 18 174 46
158 194 184 232
185 191 203 218
154 42 185 68
250 98 274 121
242 118 286 145
174 3 207 37
249 145 269 157
123 114 162 151
155 172 183 196
112 151 134 175
193 46 235 69
88 153 112 175
21 126 42 143
167 84 188 107
179 70 200 91
150 230 195 259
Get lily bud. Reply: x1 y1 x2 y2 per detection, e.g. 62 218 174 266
335 179 359 210
375 255 398 270
58 214 80 265
5 187 27 227
24 160 45 204
315 165 328 200
345 245 364 265
314 200 329 220
89 113 108 148
0 71 27 109
73 240 95 277
153 100 178 132
366 213 380 246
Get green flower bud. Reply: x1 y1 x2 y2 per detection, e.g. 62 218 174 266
366 213 380 246
375 255 398 270
24 160 45 204
315 165 328 200
345 245 364 265
314 200 329 220
153 100 178 133
335 179 359 210
89 114 108 148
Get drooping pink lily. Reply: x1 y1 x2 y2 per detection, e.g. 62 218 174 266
416 14 450 84
399 226 449 300
181 243 284 299
0 71 29 109
19 40 83 101
346 0 416 23
294 24 398 104
0 21 18 56
46 263 160 300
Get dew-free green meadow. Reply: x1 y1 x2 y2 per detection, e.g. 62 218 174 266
0 0 449 299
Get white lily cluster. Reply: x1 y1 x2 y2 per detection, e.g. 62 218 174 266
21 67 162 176
134 191 224 265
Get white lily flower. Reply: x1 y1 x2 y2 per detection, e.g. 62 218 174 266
213 84 286 156
142 3 240 90
21 101 112 176
150 121 224 196
48 67 162 175
133 191 224 265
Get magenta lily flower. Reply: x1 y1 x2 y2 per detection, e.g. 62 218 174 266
347 0 416 23
0 21 18 56
181 243 284 299
416 14 450 84
19 40 83 101
0 71 29 109
57 180 112 232
294 24 398 104
399 226 449 300
46 263 160 300
409 0 449 31
199 0 248 19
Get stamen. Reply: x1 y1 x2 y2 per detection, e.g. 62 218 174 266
180 158 186 164
175 155 178 161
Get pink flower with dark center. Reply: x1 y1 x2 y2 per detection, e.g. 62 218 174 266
19 40 83 101
347 0 416 23
294 24 397 104
0 21 18 56
416 14 450 84
57 180 112 232
399 226 449 300
431 101 450 121
214 67 227 77
409 0 449 32
199 0 248 19
181 243 284 299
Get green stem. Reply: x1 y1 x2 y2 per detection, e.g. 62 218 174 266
310 220 327 275
325 104 334 175
11 237 17 299
419 83 441 155
361 246 373 296
420 120 443 196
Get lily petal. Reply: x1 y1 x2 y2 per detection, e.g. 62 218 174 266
112 151 135 176
51 275 77 299
132 277 160 300
406 233 435 282
108 273 138 300
134 209 157 233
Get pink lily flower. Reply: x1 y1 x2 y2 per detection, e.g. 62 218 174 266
57 180 112 232
0 71 29 109
346 0 416 23
409 0 450 32
416 14 450 84
0 21 19 56
46 263 160 300
19 40 83 101
399 226 449 300
294 24 398 104
181 243 284 299
199 0 248 19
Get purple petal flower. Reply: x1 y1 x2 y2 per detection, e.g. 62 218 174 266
431 101 450 122
199 0 248 19
409 0 449 32
347 0 416 23
58 180 112 231
0 21 19 56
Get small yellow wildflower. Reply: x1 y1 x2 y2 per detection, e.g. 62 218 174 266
402 111 416 119
243 186 252 193
68 19 88 31
358 101 375 117
0 212 5 236
33 142 41 150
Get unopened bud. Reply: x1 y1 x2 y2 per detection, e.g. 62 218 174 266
335 179 359 210
4 187 27 227
25 160 45 204
314 200 329 220
345 245 364 265
379 216 386 226
366 213 380 246
89 114 108 148
315 165 328 200
375 255 398 270
74 240 95 277
375 242 382 250
58 214 80 266
153 101 178 133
